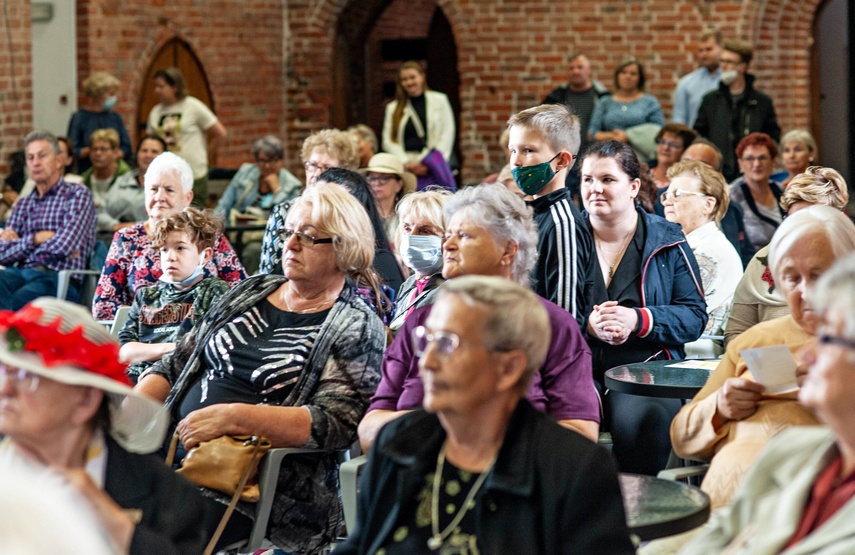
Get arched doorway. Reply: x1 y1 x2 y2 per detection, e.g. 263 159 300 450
812 0 851 185
332 0 461 177
135 38 215 137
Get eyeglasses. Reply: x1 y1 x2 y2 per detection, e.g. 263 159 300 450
719 57 744 67
366 174 397 184
256 157 281 165
278 228 335 247
660 188 709 203
655 138 684 150
304 161 335 174
412 326 463 360
742 155 771 164
819 335 855 351
0 365 39 393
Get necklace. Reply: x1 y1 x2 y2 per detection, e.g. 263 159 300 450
427 443 497 551
595 227 635 281
282 288 334 314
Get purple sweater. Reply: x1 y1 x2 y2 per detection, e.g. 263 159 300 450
368 298 600 423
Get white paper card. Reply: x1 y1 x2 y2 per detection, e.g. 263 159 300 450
739 345 798 393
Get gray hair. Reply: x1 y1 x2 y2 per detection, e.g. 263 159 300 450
347 124 378 152
809 252 855 339
444 183 538 287
144 152 194 194
251 135 284 160
439 275 551 393
24 130 61 155
768 205 855 285
781 129 817 154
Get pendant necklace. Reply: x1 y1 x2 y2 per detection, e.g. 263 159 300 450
427 443 497 551
282 288 334 314
595 226 635 281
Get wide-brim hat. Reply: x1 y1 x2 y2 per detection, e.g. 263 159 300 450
0 298 169 454
362 152 418 195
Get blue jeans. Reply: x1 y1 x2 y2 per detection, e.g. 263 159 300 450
0 267 79 310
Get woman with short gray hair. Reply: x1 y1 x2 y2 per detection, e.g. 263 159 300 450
214 135 301 219
672 205 855 509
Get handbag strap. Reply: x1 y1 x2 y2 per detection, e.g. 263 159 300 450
203 436 265 555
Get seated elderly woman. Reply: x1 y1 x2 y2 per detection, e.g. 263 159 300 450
772 129 817 187
671 206 855 509
724 166 849 347
259 128 360 274
0 297 208 554
214 135 302 220
389 188 452 332
92 152 246 322
358 183 600 449
338 276 634 554
102 135 166 233
678 252 855 554
136 183 385 554
649 122 697 189
363 152 417 247
662 160 743 357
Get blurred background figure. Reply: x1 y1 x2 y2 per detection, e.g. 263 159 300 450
67 71 132 174
348 124 378 168
772 129 817 187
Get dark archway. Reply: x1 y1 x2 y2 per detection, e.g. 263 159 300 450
332 0 461 175
135 38 215 137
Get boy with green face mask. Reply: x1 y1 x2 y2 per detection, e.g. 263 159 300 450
507 104 594 328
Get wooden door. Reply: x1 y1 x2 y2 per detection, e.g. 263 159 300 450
136 38 214 137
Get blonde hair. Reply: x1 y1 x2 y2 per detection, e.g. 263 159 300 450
287 182 375 280
82 72 120 98
151 207 223 251
89 128 120 150
779 166 847 213
508 104 581 160
300 129 359 170
666 159 730 224
395 188 452 246
440 276 551 394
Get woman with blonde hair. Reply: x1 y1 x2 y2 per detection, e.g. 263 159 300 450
382 61 456 188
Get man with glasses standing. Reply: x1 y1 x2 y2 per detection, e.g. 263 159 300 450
694 39 780 182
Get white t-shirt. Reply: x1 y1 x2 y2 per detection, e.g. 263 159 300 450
147 96 218 179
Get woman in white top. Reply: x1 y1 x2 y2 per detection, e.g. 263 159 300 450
382 61 455 180
146 67 227 209
662 159 743 357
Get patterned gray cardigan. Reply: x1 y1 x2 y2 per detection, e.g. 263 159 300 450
146 274 385 554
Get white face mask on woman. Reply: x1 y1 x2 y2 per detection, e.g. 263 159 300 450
400 234 443 275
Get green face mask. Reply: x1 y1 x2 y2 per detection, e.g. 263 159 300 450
511 153 561 196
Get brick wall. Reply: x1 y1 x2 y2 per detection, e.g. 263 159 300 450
286 0 822 183
0 0 33 176
0 0 825 185
75 0 286 172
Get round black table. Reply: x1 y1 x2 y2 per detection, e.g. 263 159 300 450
619 473 710 541
604 359 718 399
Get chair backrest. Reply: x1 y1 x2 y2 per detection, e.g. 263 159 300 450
110 306 131 338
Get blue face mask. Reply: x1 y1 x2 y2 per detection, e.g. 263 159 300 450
511 153 562 196
102 96 118 111
159 259 206 288
400 234 443 275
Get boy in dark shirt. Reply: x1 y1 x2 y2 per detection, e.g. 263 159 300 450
119 207 229 383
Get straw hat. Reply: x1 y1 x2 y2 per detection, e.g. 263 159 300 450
0 298 169 454
362 153 417 195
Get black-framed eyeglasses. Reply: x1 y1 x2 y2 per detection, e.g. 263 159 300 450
278 228 335 247
256 156 282 165
819 334 855 351
366 174 397 184
0 365 39 393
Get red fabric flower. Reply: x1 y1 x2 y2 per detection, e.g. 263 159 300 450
760 265 775 293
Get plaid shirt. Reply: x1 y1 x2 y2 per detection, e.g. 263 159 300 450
0 179 96 271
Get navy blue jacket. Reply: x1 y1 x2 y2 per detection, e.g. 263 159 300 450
585 208 708 371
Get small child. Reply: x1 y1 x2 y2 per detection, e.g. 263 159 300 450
119 207 230 383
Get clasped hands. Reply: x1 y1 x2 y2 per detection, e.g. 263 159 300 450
587 301 638 345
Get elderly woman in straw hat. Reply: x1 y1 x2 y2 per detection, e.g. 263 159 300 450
363 152 417 247
0 298 209 554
